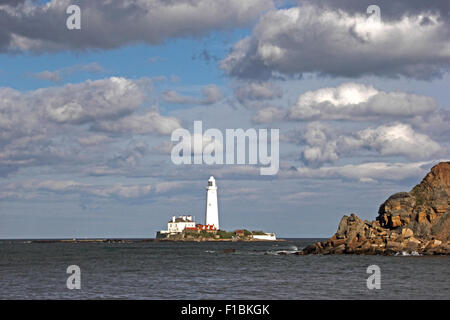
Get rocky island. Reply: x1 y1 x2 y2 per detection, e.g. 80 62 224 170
157 229 281 242
156 176 280 241
298 162 450 256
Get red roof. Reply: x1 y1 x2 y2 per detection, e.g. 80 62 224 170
195 224 217 231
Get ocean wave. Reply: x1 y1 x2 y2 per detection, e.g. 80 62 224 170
395 251 421 256
265 245 299 255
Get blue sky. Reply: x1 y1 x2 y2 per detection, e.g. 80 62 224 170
0 0 449 238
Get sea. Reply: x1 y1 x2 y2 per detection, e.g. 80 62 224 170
0 239 449 300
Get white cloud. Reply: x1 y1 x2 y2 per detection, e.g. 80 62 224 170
221 5 450 79
284 161 440 181
0 77 166 134
162 84 223 105
93 111 181 135
280 191 318 201
27 63 105 83
356 123 442 158
252 106 286 123
77 134 110 146
43 77 147 124
107 141 149 168
29 70 62 83
234 81 282 103
0 179 185 201
0 0 274 52
300 122 442 166
288 82 437 121
0 77 179 176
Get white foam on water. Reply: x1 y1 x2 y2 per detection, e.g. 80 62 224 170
395 250 421 256
266 245 299 255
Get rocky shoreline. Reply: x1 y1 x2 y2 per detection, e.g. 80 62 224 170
156 238 285 242
27 238 285 243
296 162 450 256
29 239 153 243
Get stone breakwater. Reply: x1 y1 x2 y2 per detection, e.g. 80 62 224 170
297 162 450 256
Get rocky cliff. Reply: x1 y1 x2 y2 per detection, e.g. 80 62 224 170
298 162 450 256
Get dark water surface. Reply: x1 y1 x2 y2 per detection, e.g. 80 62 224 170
0 239 449 299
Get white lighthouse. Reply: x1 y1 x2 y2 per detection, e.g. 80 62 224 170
205 176 219 230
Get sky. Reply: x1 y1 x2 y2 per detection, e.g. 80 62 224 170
0 0 449 238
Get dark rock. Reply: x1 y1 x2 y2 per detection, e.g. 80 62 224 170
298 162 450 256
331 238 346 246
386 240 403 251
335 213 365 240
332 244 346 254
